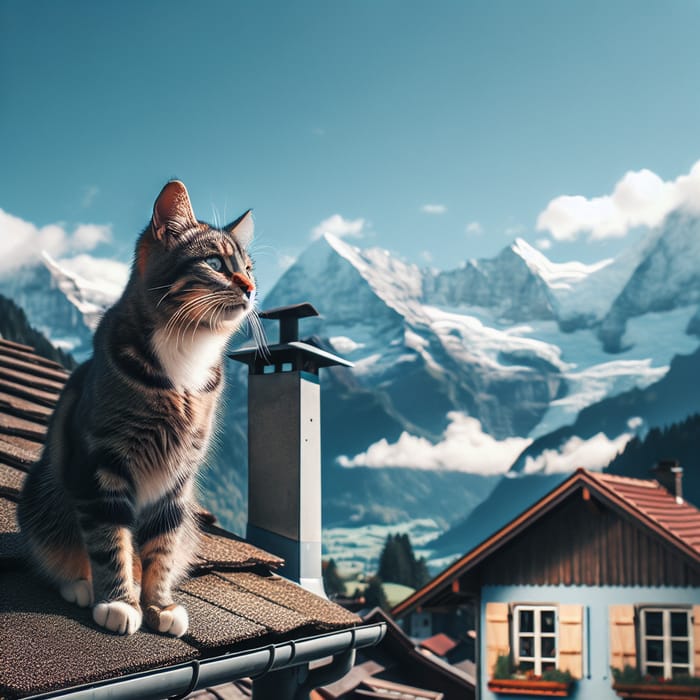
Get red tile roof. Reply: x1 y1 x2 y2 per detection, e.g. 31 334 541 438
419 632 458 657
589 471 700 556
393 467 700 618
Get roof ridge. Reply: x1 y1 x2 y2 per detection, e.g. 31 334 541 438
592 470 658 488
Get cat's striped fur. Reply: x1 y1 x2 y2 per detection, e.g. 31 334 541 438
18 181 255 636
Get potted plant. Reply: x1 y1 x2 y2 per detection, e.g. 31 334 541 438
612 666 700 699
488 655 575 696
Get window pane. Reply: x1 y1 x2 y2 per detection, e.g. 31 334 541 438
519 610 534 633
671 612 688 638
518 660 535 672
541 636 556 659
645 611 663 636
673 666 691 679
646 639 664 663
542 661 556 673
672 640 689 664
519 636 534 658
541 610 555 634
645 664 664 678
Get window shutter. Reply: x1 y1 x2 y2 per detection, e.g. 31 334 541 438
609 604 636 671
558 604 583 679
694 606 700 674
485 602 510 679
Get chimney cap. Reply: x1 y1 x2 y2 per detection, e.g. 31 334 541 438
652 459 683 474
259 302 319 322
229 302 353 374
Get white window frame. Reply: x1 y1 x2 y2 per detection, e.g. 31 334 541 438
513 604 559 676
639 607 694 680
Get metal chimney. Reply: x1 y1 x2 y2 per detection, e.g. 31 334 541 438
229 303 352 596
652 459 684 504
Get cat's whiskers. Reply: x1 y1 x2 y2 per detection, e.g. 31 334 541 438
163 297 215 347
248 310 271 362
163 290 216 331
162 299 204 341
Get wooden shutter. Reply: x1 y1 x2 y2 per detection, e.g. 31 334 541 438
558 604 583 679
609 604 636 671
694 606 700 675
485 602 510 679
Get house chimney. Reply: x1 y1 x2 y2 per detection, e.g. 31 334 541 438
229 303 352 596
652 460 684 504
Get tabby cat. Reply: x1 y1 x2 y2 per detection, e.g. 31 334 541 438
18 180 256 636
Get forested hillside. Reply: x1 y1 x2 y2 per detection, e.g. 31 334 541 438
0 295 76 369
605 413 700 508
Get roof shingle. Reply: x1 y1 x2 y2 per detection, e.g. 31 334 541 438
0 338 363 699
590 471 700 555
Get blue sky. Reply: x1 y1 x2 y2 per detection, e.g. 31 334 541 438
2 0 700 296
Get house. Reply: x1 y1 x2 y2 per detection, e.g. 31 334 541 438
0 315 385 700
392 467 700 699
313 607 475 700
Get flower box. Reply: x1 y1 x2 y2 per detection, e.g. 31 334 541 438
613 683 700 700
488 678 573 696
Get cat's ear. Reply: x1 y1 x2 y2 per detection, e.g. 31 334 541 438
151 180 197 241
226 209 254 249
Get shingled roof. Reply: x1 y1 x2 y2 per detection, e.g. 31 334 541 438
587 470 700 556
0 338 383 699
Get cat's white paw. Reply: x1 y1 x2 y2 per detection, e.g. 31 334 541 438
60 579 94 608
93 601 142 635
145 603 189 637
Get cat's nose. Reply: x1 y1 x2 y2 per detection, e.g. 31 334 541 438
233 273 254 298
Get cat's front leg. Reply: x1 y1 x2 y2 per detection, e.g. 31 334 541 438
76 496 142 635
137 491 197 637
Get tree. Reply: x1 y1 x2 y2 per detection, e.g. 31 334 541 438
322 559 345 598
363 576 389 611
377 533 431 588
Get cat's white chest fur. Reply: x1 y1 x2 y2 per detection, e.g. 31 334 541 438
151 327 229 392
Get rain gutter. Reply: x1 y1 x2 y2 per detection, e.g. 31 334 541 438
25 623 386 700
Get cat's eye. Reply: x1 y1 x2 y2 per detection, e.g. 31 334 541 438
204 256 224 272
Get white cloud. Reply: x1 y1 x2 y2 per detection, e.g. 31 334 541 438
504 225 524 238
337 411 532 475
71 223 111 250
421 204 447 215
465 221 483 236
311 214 366 240
535 237 552 251
55 254 129 298
537 160 700 241
522 432 632 475
0 208 112 275
277 253 297 271
329 336 365 354
81 185 99 208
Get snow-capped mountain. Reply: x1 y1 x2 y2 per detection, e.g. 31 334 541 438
3 210 699 535
0 261 94 360
0 253 126 361
599 212 700 351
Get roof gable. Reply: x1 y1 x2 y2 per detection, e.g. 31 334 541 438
393 468 700 617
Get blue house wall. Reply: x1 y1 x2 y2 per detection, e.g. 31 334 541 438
480 584 700 700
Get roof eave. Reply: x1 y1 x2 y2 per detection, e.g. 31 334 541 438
23 623 386 700
392 468 700 618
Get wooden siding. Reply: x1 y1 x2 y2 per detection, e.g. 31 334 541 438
479 492 700 587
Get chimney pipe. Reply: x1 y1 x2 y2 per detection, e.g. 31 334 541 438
652 460 684 505
230 303 352 596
